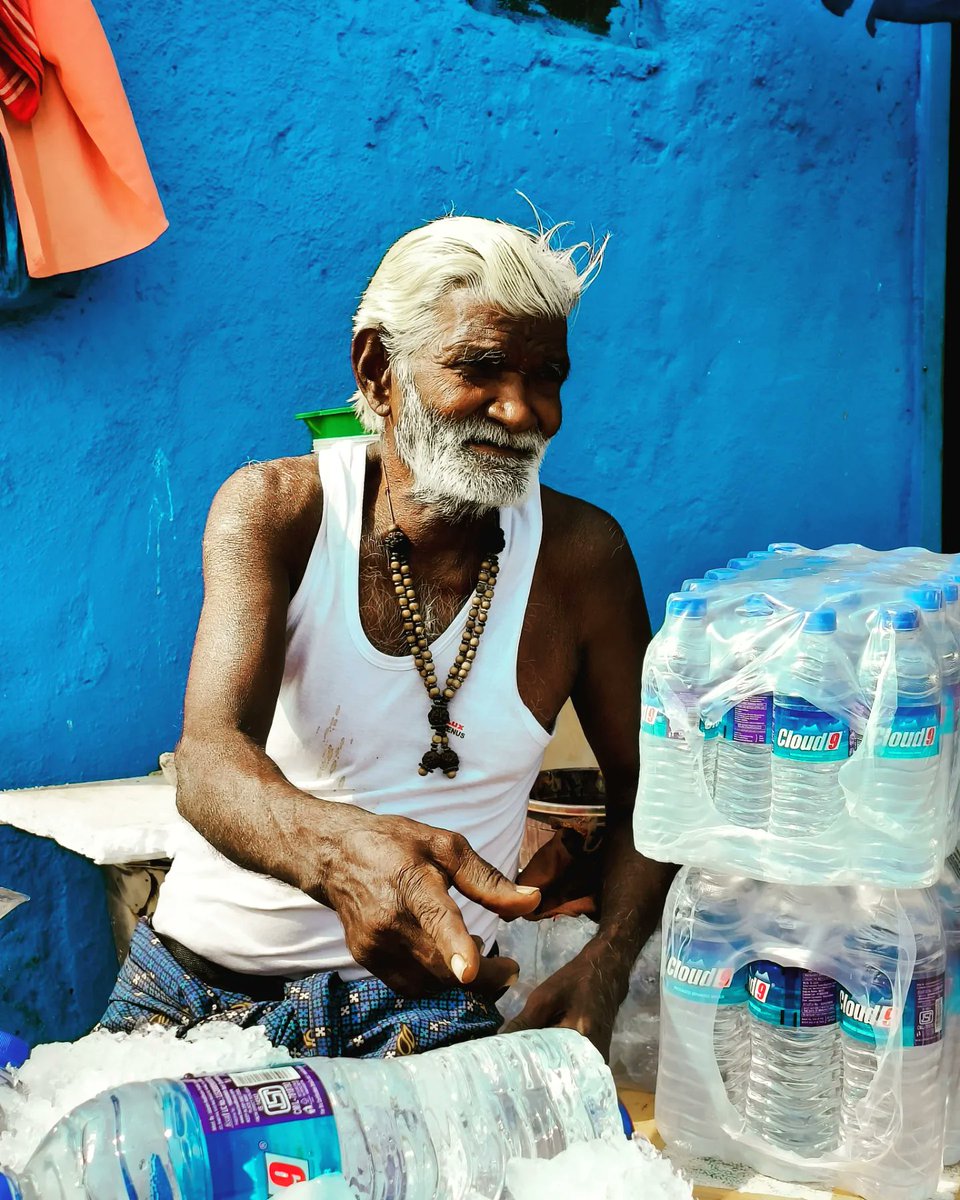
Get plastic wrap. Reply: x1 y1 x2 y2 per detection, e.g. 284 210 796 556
656 867 946 1200
635 543 960 887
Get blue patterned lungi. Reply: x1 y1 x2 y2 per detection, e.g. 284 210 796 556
97 921 502 1059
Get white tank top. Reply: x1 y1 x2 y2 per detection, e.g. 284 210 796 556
153 439 552 978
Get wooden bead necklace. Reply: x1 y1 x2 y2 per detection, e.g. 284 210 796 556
378 449 503 778
383 523 503 778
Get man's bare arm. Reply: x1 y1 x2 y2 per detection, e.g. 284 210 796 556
504 508 673 1054
175 461 538 995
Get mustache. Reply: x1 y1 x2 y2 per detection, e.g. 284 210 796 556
449 418 549 456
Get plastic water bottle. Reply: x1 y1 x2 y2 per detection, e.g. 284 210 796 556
714 595 776 829
939 853 960 1165
0 1029 621 1200
838 889 945 1185
769 609 855 866
939 580 960 846
638 594 717 843
744 962 841 1156
856 605 941 883
907 585 959 839
657 868 753 1154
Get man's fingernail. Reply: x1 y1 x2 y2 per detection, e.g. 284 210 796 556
516 886 540 896
451 953 468 981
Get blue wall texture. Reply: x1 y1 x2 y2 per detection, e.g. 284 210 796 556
0 0 950 1043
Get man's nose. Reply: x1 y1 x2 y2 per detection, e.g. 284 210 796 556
486 372 541 433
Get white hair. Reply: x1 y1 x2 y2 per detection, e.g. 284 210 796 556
350 213 607 433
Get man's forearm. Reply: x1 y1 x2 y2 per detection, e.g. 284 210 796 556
174 730 353 900
591 807 676 997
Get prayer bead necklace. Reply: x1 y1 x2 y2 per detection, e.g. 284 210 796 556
383 523 503 778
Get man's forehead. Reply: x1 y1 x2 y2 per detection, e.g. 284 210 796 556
433 290 568 350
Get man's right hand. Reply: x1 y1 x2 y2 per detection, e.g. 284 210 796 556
316 810 541 998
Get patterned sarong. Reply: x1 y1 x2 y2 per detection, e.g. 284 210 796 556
97 921 502 1059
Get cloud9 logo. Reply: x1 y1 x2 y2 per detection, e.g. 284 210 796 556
747 974 771 1004
838 986 895 1030
880 727 937 750
776 729 842 753
665 954 733 990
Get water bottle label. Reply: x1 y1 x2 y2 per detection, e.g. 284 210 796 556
838 974 944 1047
183 1066 343 1196
721 694 773 745
875 705 940 759
663 941 747 1005
772 698 850 762
943 686 959 736
747 962 837 1028
641 703 719 741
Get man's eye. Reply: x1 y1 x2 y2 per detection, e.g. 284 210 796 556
457 360 503 378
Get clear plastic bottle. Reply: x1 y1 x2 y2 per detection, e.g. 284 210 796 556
638 594 717 844
657 868 753 1154
744 961 841 1157
838 889 945 1194
769 609 855 866
938 579 960 847
906 585 959 840
714 596 776 830
856 605 941 884
0 1029 620 1200
938 852 960 1166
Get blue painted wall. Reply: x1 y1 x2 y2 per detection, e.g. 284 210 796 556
0 0 949 1043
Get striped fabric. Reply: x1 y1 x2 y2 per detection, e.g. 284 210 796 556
0 0 42 122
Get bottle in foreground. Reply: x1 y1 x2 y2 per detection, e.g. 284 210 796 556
0 1029 621 1200
744 962 841 1159
838 888 945 1195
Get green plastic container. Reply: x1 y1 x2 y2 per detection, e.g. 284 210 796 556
295 405 367 441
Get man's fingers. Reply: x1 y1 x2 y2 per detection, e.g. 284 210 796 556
440 836 541 918
500 987 563 1036
402 865 483 984
465 953 520 998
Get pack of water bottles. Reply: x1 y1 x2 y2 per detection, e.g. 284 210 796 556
635 543 960 887
657 864 960 1200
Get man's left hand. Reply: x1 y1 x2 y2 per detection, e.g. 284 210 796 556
499 937 629 1060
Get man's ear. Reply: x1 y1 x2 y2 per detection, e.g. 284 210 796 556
351 328 392 418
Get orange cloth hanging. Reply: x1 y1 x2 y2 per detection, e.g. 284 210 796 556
0 0 43 122
0 0 166 278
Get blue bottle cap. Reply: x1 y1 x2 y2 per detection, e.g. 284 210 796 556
747 550 776 560
666 593 707 618
942 582 959 605
803 608 837 632
879 604 920 632
618 1097 635 1139
726 557 755 571
0 1030 29 1070
906 584 943 612
704 568 738 582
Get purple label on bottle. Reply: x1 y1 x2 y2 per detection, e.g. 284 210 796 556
722 694 773 745
839 974 944 1047
182 1066 343 1198
748 962 838 1029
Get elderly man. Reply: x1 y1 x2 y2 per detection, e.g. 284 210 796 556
98 214 670 1060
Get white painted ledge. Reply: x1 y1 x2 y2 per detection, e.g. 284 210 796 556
0 774 179 865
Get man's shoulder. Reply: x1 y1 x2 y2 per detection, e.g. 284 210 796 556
539 484 631 567
206 455 322 554
212 455 320 522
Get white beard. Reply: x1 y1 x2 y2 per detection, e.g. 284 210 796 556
392 376 549 519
